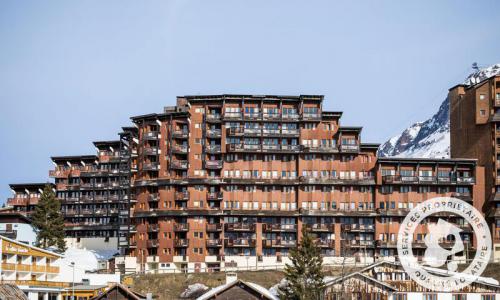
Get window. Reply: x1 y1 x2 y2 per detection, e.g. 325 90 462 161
480 94 486 100
482 295 495 300
423 294 437 300
395 294 407 300
380 186 393 194
452 295 467 300
480 109 486 116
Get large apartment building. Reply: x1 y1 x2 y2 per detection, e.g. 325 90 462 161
7 138 134 252
449 74 500 257
127 95 483 273
4 94 487 273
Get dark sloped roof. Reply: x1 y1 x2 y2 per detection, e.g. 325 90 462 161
91 284 146 300
0 284 28 300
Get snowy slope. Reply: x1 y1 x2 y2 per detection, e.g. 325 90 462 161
463 64 500 86
379 63 500 158
378 98 450 158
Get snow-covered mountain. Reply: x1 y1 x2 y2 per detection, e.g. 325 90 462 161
463 63 500 86
378 98 450 158
378 63 500 158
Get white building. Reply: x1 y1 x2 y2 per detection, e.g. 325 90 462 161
0 212 37 246
0 235 120 300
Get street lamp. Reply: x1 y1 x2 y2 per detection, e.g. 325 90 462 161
70 262 75 300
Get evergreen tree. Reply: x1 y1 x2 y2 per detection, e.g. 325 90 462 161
280 227 325 300
32 184 66 253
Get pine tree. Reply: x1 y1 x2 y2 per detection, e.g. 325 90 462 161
32 184 66 253
280 227 325 300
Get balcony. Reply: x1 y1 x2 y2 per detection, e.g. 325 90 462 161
206 160 223 169
262 223 297 232
175 191 189 201
16 264 31 272
171 160 188 170
281 145 301 151
262 144 280 151
262 128 281 136
81 209 93 215
224 238 256 247
224 223 256 231
206 129 222 138
174 239 189 247
172 144 188 154
342 224 374 232
143 162 159 171
142 131 159 140
148 193 159 202
303 145 338 153
147 239 159 248
244 128 262 136
143 147 159 156
376 240 397 248
223 112 242 119
207 192 223 200
305 223 334 232
383 174 474 185
244 112 261 119
173 223 189 232
6 198 27 206
340 144 359 152
172 130 188 139
0 230 18 239
206 114 222 121
31 265 46 273
263 239 297 248
205 145 222 154
49 170 67 178
206 239 223 247
227 127 244 136
206 223 223 232
281 129 300 136
456 177 475 184
148 224 159 232
419 176 436 183
315 239 335 248
343 240 375 248
282 113 299 120
263 113 281 120
243 144 260 151
302 113 321 120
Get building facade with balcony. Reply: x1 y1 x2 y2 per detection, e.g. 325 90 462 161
0 235 67 300
6 183 54 217
46 138 133 253
2 94 488 273
449 75 500 259
127 94 484 273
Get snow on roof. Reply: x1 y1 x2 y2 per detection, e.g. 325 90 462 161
61 248 118 272
196 280 278 300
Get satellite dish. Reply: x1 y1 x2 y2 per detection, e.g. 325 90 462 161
472 62 479 71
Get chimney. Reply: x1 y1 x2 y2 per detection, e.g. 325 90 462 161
226 272 237 284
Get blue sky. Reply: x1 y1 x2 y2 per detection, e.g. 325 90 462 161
1 0 500 203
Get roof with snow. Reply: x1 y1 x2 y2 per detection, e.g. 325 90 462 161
91 284 146 300
196 280 277 300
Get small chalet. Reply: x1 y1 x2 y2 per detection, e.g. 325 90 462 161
90 284 147 300
323 261 500 300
